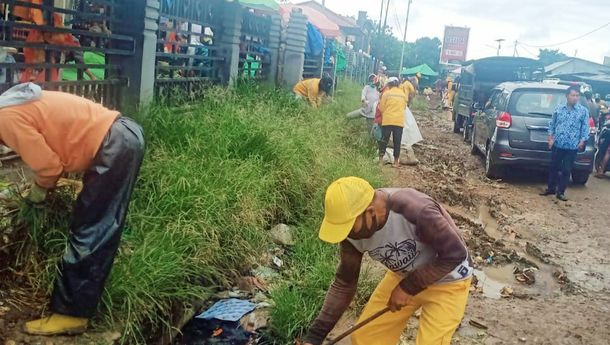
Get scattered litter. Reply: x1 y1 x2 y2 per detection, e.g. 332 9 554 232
272 256 283 268
514 267 536 285
251 292 271 304
518 337 527 342
252 266 280 281
237 276 268 292
240 308 270 333
175 318 255 345
468 319 488 330
269 224 295 246
196 299 256 322
500 287 513 298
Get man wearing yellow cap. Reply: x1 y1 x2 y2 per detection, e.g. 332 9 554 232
301 177 473 345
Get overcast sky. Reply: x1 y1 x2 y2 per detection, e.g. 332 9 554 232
311 0 610 63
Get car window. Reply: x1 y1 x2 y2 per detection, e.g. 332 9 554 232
497 91 510 111
510 90 565 117
486 91 500 109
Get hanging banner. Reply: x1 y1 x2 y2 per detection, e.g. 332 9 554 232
440 26 470 64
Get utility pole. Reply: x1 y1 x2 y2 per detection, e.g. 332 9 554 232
398 0 413 75
495 38 505 56
321 0 326 7
377 0 385 34
382 0 391 35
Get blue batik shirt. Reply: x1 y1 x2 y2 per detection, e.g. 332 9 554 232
548 103 590 150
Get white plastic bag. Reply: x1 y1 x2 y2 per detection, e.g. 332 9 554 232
402 107 423 148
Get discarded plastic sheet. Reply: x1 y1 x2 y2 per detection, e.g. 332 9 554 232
196 299 256 322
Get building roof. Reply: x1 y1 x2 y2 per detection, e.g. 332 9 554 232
545 57 610 75
296 1 359 29
544 60 571 73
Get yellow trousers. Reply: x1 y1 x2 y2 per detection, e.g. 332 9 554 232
352 271 471 345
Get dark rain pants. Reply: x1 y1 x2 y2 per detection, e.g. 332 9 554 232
547 146 577 196
50 116 145 318
379 125 403 158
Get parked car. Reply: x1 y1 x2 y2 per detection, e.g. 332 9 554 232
453 57 544 140
470 82 596 184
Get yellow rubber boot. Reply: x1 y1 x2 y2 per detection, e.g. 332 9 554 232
23 313 88 336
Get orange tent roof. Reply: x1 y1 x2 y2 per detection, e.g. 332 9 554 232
280 4 341 37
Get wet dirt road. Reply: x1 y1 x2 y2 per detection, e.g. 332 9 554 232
400 103 609 345
330 100 610 345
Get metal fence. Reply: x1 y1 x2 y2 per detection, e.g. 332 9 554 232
238 10 271 80
0 0 135 109
155 0 225 99
343 49 375 85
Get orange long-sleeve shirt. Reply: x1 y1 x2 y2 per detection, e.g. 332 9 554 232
0 91 119 188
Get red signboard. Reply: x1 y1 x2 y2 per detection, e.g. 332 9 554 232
441 26 470 64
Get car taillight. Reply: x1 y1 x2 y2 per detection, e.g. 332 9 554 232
496 112 512 128
589 117 597 135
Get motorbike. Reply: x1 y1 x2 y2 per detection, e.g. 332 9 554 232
595 119 610 174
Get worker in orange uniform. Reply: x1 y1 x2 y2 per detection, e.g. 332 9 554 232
0 83 145 336
293 75 334 107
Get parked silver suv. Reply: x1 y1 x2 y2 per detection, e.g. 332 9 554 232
470 82 596 184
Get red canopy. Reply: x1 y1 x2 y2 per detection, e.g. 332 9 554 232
280 4 341 38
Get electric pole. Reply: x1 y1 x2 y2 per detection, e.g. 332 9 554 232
495 38 505 56
377 0 385 34
382 0 391 35
398 0 413 75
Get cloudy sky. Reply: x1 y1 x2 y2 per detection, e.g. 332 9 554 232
312 0 610 63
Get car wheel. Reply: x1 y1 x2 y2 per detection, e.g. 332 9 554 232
571 170 589 185
453 113 463 134
463 121 471 142
470 125 478 155
485 144 502 179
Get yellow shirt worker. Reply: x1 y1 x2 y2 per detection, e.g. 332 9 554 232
378 77 408 167
293 75 333 108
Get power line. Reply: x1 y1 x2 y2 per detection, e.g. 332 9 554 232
516 42 538 58
392 2 403 38
520 22 610 48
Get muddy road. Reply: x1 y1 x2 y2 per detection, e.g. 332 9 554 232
379 100 610 345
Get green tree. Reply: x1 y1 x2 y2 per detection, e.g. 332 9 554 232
538 48 568 66
370 30 441 73
407 37 442 71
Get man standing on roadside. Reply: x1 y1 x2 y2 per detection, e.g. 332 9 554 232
0 83 145 336
541 85 590 201
300 177 473 345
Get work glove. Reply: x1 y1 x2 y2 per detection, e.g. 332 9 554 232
26 184 47 204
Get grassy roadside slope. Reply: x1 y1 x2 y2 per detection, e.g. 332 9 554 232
5 79 384 343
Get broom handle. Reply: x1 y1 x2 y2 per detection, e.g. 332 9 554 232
326 307 391 345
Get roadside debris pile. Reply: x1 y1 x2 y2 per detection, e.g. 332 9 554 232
174 223 296 345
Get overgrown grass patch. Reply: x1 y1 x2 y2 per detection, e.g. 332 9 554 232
2 79 386 343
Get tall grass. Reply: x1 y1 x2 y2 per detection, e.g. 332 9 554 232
6 79 385 343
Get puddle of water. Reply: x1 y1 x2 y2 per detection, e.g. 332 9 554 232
474 267 513 299
475 263 561 299
478 205 502 239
